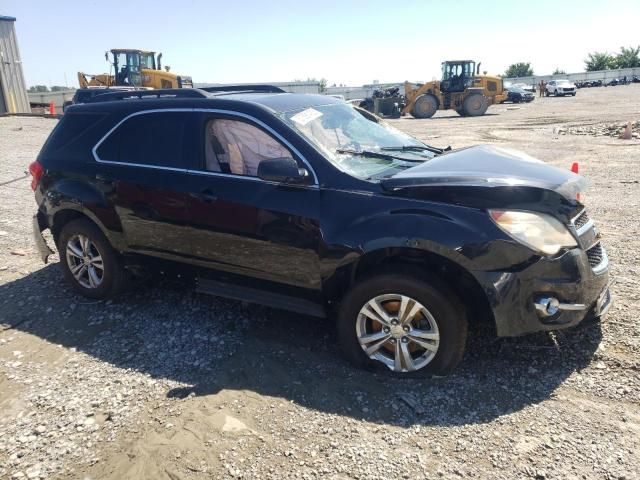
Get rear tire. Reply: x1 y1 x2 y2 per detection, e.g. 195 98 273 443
462 94 489 116
411 94 438 119
337 272 468 376
58 218 127 299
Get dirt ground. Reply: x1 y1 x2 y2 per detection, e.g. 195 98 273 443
1 85 639 480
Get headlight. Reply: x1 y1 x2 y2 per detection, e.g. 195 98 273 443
489 210 577 255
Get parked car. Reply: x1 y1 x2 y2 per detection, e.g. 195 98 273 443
605 78 621 87
512 83 536 93
577 80 603 88
504 86 535 103
30 87 612 376
546 80 577 96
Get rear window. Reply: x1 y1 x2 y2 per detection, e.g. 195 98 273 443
96 112 188 168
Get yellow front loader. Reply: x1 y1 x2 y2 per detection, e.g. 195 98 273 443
78 49 193 89
403 60 507 118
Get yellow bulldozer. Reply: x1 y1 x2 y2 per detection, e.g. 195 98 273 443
78 49 193 89
403 60 506 118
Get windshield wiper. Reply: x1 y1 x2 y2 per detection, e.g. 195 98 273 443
381 144 451 155
336 148 425 163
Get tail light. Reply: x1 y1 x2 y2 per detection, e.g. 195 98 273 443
29 161 44 191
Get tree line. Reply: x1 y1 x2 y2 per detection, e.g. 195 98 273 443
28 85 74 93
504 45 640 77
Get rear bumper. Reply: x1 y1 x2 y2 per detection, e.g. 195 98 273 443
473 246 611 337
33 212 54 263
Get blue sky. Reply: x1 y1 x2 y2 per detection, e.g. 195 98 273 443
3 0 639 87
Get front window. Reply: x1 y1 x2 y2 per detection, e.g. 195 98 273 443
205 119 294 176
280 103 434 180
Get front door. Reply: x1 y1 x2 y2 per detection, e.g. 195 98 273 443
184 114 322 290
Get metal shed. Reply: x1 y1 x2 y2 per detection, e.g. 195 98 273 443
0 15 29 114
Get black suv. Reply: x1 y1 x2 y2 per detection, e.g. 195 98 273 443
30 87 612 375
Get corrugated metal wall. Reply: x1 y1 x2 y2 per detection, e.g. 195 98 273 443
0 16 30 114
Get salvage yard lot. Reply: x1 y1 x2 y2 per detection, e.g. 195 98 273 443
1 85 639 480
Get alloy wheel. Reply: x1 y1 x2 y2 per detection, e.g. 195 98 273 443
65 234 105 289
356 294 440 372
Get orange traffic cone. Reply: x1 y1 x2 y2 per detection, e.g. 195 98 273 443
49 101 56 115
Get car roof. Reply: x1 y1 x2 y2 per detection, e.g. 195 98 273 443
70 89 345 115
219 92 343 112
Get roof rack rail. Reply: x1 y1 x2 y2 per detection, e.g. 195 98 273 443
200 84 286 94
86 88 210 103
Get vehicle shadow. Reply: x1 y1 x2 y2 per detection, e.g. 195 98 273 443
1 264 602 427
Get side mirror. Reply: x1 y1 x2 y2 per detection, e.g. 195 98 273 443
258 157 309 184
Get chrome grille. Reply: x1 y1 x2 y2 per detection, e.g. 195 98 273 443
586 243 604 268
573 210 590 230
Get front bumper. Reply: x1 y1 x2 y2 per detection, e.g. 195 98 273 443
473 246 611 337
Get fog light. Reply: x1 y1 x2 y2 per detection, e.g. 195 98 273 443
534 296 560 317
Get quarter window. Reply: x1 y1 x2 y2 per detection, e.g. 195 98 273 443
204 119 294 176
96 112 188 168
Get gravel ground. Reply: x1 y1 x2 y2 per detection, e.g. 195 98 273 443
1 85 639 480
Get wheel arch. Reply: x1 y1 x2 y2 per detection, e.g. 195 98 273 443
324 246 495 330
50 206 116 249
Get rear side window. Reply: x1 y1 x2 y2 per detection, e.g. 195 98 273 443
96 112 188 168
40 112 107 154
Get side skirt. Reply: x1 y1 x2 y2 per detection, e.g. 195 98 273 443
196 277 327 318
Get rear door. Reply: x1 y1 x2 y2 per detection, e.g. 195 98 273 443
183 112 322 290
94 110 197 261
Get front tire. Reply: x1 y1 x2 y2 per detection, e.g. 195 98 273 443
58 218 127 299
337 272 468 376
411 94 438 119
462 94 489 116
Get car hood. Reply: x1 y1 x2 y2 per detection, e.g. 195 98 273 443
381 145 586 203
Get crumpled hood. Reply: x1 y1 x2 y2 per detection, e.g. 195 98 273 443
381 145 586 201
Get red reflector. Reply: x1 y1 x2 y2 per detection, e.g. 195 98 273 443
570 163 581 200
28 161 44 191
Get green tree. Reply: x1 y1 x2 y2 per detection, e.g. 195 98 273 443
50 86 72 92
504 63 534 78
552 68 566 75
584 52 615 71
614 46 640 68
28 85 49 93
